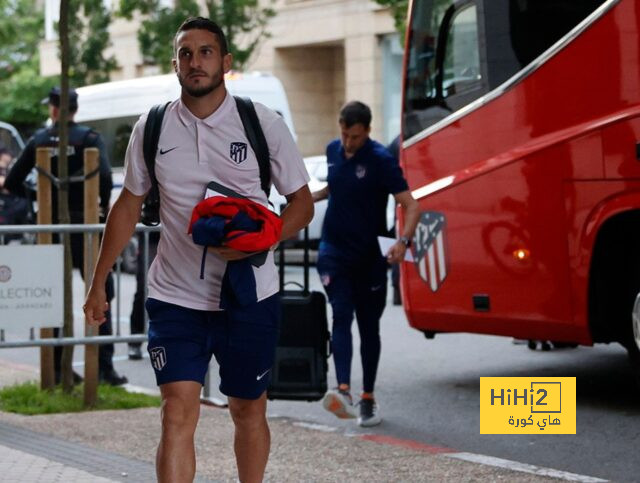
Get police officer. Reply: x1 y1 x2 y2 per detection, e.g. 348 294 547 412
5 86 128 385
312 101 420 427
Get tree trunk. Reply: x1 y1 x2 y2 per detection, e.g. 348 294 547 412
58 0 75 394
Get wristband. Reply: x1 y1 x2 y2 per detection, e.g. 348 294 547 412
400 236 412 248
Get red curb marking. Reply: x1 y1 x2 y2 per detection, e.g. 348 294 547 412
359 434 453 454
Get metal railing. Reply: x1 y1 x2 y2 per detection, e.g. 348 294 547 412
0 223 160 348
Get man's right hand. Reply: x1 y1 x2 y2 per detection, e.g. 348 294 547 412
84 286 109 326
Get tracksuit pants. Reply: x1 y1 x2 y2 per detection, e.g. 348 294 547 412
317 253 387 394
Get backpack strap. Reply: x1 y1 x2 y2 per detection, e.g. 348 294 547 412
234 96 271 199
141 102 170 226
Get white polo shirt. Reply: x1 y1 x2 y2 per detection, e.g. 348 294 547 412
123 92 309 310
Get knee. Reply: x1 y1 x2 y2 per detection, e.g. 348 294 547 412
331 300 354 326
229 398 266 431
160 396 198 436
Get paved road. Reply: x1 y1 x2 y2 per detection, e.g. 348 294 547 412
2 264 638 481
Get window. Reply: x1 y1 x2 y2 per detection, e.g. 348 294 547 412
481 0 607 90
403 1 484 140
442 6 481 98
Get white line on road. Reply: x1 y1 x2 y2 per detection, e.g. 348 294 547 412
292 422 338 432
447 452 608 482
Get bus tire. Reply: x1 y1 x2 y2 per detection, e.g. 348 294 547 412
588 212 640 355
627 293 640 369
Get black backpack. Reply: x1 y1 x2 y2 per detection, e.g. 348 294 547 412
140 96 271 226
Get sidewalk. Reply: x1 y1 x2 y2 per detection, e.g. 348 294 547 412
0 407 565 483
0 359 581 482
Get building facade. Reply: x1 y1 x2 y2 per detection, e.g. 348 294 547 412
40 0 403 155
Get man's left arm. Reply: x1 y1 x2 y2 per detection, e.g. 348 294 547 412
386 190 420 264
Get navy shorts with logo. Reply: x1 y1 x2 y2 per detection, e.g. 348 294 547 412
145 294 280 400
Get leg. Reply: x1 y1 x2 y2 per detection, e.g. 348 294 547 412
145 298 212 482
128 235 147 359
354 261 387 394
391 262 401 305
130 233 158 339
212 294 280 481
129 234 147 337
157 381 201 483
317 255 356 388
72 234 121 380
228 393 270 483
97 273 127 384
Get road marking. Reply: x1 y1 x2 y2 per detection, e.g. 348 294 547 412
359 434 451 454
447 453 608 482
292 422 337 432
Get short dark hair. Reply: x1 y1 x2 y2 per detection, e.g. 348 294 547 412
174 17 229 56
339 101 372 128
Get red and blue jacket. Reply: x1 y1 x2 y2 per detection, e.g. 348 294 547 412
188 196 282 309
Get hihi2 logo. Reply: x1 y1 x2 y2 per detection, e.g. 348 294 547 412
480 377 576 434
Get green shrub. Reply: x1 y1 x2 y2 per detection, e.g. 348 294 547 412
0 382 161 415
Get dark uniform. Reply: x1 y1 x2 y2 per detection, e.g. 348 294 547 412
318 137 408 395
5 120 121 383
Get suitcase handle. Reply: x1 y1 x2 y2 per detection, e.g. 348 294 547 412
279 226 310 294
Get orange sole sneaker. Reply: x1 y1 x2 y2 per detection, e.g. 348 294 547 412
322 390 357 419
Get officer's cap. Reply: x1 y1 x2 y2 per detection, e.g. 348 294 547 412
42 86 78 111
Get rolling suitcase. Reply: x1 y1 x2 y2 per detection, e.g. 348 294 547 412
267 228 330 401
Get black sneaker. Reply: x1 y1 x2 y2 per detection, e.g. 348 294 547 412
128 344 143 360
99 369 128 386
322 388 357 419
357 398 382 427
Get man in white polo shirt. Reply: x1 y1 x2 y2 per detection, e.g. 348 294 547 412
84 17 313 483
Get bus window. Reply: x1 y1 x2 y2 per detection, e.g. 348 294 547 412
483 0 607 88
404 1 484 139
508 0 607 69
442 5 481 99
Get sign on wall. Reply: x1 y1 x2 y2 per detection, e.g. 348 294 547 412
0 245 64 330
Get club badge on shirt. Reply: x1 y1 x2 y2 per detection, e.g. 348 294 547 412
230 142 248 164
355 164 366 179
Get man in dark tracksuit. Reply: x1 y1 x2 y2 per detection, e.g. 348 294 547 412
312 101 420 427
5 87 127 385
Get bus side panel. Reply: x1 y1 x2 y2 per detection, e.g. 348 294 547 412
602 118 640 180
404 136 605 342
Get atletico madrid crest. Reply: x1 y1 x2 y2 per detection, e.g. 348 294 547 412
150 347 167 371
413 211 449 292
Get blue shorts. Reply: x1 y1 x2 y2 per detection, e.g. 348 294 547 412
145 294 280 400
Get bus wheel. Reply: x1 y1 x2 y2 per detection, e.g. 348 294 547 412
628 293 640 363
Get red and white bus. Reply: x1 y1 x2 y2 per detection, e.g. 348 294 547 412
400 0 640 363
